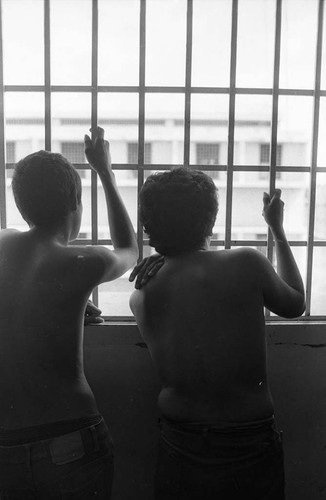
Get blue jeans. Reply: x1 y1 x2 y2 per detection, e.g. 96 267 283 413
155 416 285 500
0 419 113 499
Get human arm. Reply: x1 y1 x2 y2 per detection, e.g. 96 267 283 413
129 254 165 289
260 189 305 317
84 127 138 283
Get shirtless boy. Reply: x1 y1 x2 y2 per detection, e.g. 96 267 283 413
129 168 305 499
0 127 138 498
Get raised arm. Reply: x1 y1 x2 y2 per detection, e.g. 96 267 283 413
84 127 138 283
259 189 305 317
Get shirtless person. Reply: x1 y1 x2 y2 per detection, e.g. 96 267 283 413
0 127 138 498
129 168 305 499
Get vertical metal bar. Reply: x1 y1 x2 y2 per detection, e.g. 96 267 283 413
137 0 146 262
225 0 238 249
44 0 51 151
91 0 99 304
183 0 193 167
267 0 282 265
305 0 324 315
0 0 6 229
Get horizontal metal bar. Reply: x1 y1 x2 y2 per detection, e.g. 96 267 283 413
71 238 326 247
266 315 326 321
100 315 326 322
4 162 312 173
228 240 308 247
2 85 321 97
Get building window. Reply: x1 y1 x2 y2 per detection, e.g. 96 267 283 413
196 143 219 179
6 141 15 163
128 142 152 165
61 142 85 164
5 141 15 178
259 143 282 180
61 142 87 178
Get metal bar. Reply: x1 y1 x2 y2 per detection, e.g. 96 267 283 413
101 315 326 322
44 0 51 150
91 0 99 305
183 0 193 167
136 0 146 262
72 238 309 248
0 0 6 229
4 162 312 173
4 85 320 97
267 0 282 266
225 0 238 249
305 0 324 315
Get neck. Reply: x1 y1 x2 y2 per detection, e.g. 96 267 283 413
29 225 71 245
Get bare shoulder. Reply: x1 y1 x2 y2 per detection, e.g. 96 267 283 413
65 244 135 286
208 247 272 288
0 229 24 252
228 247 267 264
211 246 267 268
63 244 113 274
0 228 21 241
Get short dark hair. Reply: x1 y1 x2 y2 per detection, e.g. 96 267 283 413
12 150 82 227
139 168 218 256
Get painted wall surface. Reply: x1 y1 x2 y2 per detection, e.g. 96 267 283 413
84 323 326 500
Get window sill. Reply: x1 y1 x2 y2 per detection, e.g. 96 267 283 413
84 320 326 348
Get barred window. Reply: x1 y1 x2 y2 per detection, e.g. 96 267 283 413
0 0 325 319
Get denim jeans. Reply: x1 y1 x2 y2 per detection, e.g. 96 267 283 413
0 419 114 499
155 416 285 500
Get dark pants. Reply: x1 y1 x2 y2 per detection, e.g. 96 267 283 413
0 419 113 499
155 416 285 500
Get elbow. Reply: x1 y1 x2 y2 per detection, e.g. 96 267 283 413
297 299 306 317
294 293 306 317
282 296 306 319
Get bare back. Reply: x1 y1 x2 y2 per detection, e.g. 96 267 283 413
0 229 100 429
130 249 274 424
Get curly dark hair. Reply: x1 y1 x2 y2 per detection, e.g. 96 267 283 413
12 150 82 227
139 168 218 256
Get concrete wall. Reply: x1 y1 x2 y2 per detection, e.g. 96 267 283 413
84 322 326 500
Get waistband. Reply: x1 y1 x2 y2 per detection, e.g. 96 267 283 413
159 415 281 468
0 418 111 465
0 414 102 446
159 415 276 435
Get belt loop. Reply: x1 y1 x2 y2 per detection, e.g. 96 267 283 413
90 425 99 452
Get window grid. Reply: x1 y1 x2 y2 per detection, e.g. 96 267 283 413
0 0 325 319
